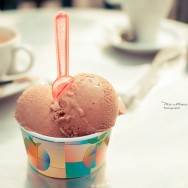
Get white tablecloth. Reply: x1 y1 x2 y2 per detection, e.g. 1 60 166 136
0 8 188 188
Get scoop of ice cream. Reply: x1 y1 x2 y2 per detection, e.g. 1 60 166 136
51 74 119 137
15 74 119 137
15 85 63 137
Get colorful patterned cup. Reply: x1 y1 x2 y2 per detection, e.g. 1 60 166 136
20 126 111 179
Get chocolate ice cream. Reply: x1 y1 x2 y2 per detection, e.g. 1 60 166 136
15 74 120 137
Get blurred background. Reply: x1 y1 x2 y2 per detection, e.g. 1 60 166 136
0 0 188 24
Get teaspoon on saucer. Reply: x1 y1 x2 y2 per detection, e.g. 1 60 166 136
119 46 183 111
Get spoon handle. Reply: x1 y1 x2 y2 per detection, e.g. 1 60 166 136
55 12 69 78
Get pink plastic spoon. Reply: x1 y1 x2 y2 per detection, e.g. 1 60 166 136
52 11 73 99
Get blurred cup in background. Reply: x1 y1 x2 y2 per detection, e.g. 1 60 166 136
0 26 34 81
121 0 174 44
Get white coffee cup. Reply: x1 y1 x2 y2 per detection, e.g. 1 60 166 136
0 26 34 81
121 0 174 44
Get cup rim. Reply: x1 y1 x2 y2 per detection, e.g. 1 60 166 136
0 26 20 47
20 126 109 143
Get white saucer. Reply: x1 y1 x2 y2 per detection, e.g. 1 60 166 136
0 77 48 100
105 21 184 54
0 81 34 100
0 72 30 82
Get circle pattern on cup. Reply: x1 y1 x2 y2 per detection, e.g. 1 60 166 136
21 128 111 178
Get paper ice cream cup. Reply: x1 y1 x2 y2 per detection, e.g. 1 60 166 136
20 126 112 179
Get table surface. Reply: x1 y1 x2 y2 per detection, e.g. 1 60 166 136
0 8 188 188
